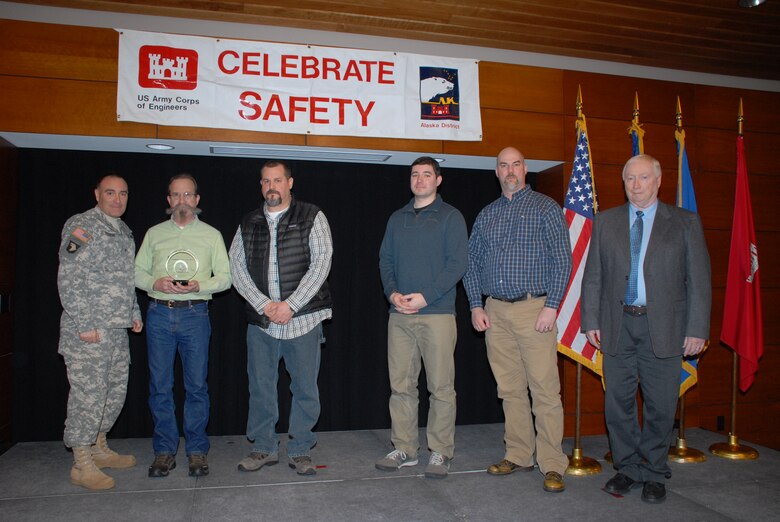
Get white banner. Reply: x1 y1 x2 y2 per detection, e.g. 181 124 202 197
117 29 482 141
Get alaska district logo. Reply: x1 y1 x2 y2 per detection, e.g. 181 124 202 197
419 67 460 121
138 45 198 90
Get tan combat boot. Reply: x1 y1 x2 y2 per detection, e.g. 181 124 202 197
91 432 137 469
70 446 115 490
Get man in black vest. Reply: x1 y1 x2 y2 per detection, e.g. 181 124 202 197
229 160 333 476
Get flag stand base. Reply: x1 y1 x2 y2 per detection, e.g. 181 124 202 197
668 437 706 463
566 447 601 476
709 434 759 460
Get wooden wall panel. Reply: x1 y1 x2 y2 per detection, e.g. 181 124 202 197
479 62 563 114
586 164 626 210
696 128 780 177
0 76 154 138
0 20 118 82
695 85 780 134
535 163 564 203
756 231 780 288
566 117 679 169
563 71 697 125
695 171 735 231
705 170 777 234
561 358 606 437
697 402 780 449
710 282 780 340
444 108 564 160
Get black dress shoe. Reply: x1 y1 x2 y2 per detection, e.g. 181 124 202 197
604 472 638 495
642 481 666 503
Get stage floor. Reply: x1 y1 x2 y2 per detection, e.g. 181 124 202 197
0 425 777 521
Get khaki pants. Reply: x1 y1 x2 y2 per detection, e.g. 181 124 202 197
387 313 457 458
485 297 568 475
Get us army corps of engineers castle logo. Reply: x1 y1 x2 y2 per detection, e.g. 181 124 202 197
138 45 199 90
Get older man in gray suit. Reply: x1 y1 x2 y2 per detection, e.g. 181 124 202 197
581 154 711 504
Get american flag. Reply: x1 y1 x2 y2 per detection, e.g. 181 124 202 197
556 114 602 375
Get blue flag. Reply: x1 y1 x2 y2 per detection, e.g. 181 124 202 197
630 121 644 156
676 128 698 212
676 126 701 395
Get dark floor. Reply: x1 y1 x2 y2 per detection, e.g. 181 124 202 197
0 425 776 521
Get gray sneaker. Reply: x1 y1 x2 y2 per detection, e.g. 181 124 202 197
375 449 418 471
288 455 316 475
237 452 279 472
424 452 451 479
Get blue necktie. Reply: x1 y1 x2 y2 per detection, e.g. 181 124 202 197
624 210 644 305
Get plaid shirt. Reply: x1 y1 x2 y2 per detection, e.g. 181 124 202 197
464 186 571 310
229 209 332 340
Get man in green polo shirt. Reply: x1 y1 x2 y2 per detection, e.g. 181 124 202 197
135 173 231 478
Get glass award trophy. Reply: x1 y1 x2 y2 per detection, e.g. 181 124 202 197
165 249 199 285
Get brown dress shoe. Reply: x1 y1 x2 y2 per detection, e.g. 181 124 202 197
486 459 534 475
543 471 566 493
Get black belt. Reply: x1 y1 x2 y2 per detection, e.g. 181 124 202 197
153 298 207 308
623 304 647 316
491 293 547 304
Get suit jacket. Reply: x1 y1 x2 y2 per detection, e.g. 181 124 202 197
581 201 711 358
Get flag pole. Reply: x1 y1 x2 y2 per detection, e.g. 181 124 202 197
669 97 706 464
566 362 602 475
564 86 601 476
710 98 759 461
709 351 758 459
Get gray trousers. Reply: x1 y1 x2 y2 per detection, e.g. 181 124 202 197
603 312 681 484
59 327 130 448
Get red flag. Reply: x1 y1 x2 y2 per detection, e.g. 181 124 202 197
721 135 763 392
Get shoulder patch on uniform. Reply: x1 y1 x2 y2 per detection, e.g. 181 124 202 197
66 227 92 253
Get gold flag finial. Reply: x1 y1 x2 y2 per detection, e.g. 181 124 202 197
676 96 683 130
738 98 744 136
632 92 640 124
576 85 583 119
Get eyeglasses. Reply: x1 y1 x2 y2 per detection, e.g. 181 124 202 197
169 192 197 200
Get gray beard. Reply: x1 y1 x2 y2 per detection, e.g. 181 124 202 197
166 204 202 220
265 193 282 207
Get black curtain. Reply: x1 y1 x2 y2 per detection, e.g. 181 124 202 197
12 148 534 442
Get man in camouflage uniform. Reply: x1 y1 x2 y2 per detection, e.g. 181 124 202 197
58 174 143 490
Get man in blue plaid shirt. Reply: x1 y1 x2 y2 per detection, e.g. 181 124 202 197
463 147 571 493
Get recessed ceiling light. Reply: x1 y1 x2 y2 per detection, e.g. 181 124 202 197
146 143 175 151
738 0 765 7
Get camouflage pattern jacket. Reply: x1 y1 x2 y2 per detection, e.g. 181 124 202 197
58 206 141 332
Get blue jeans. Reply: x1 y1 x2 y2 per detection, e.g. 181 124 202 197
146 301 211 456
246 324 322 457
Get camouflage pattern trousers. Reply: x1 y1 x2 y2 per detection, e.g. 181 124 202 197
59 327 131 448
